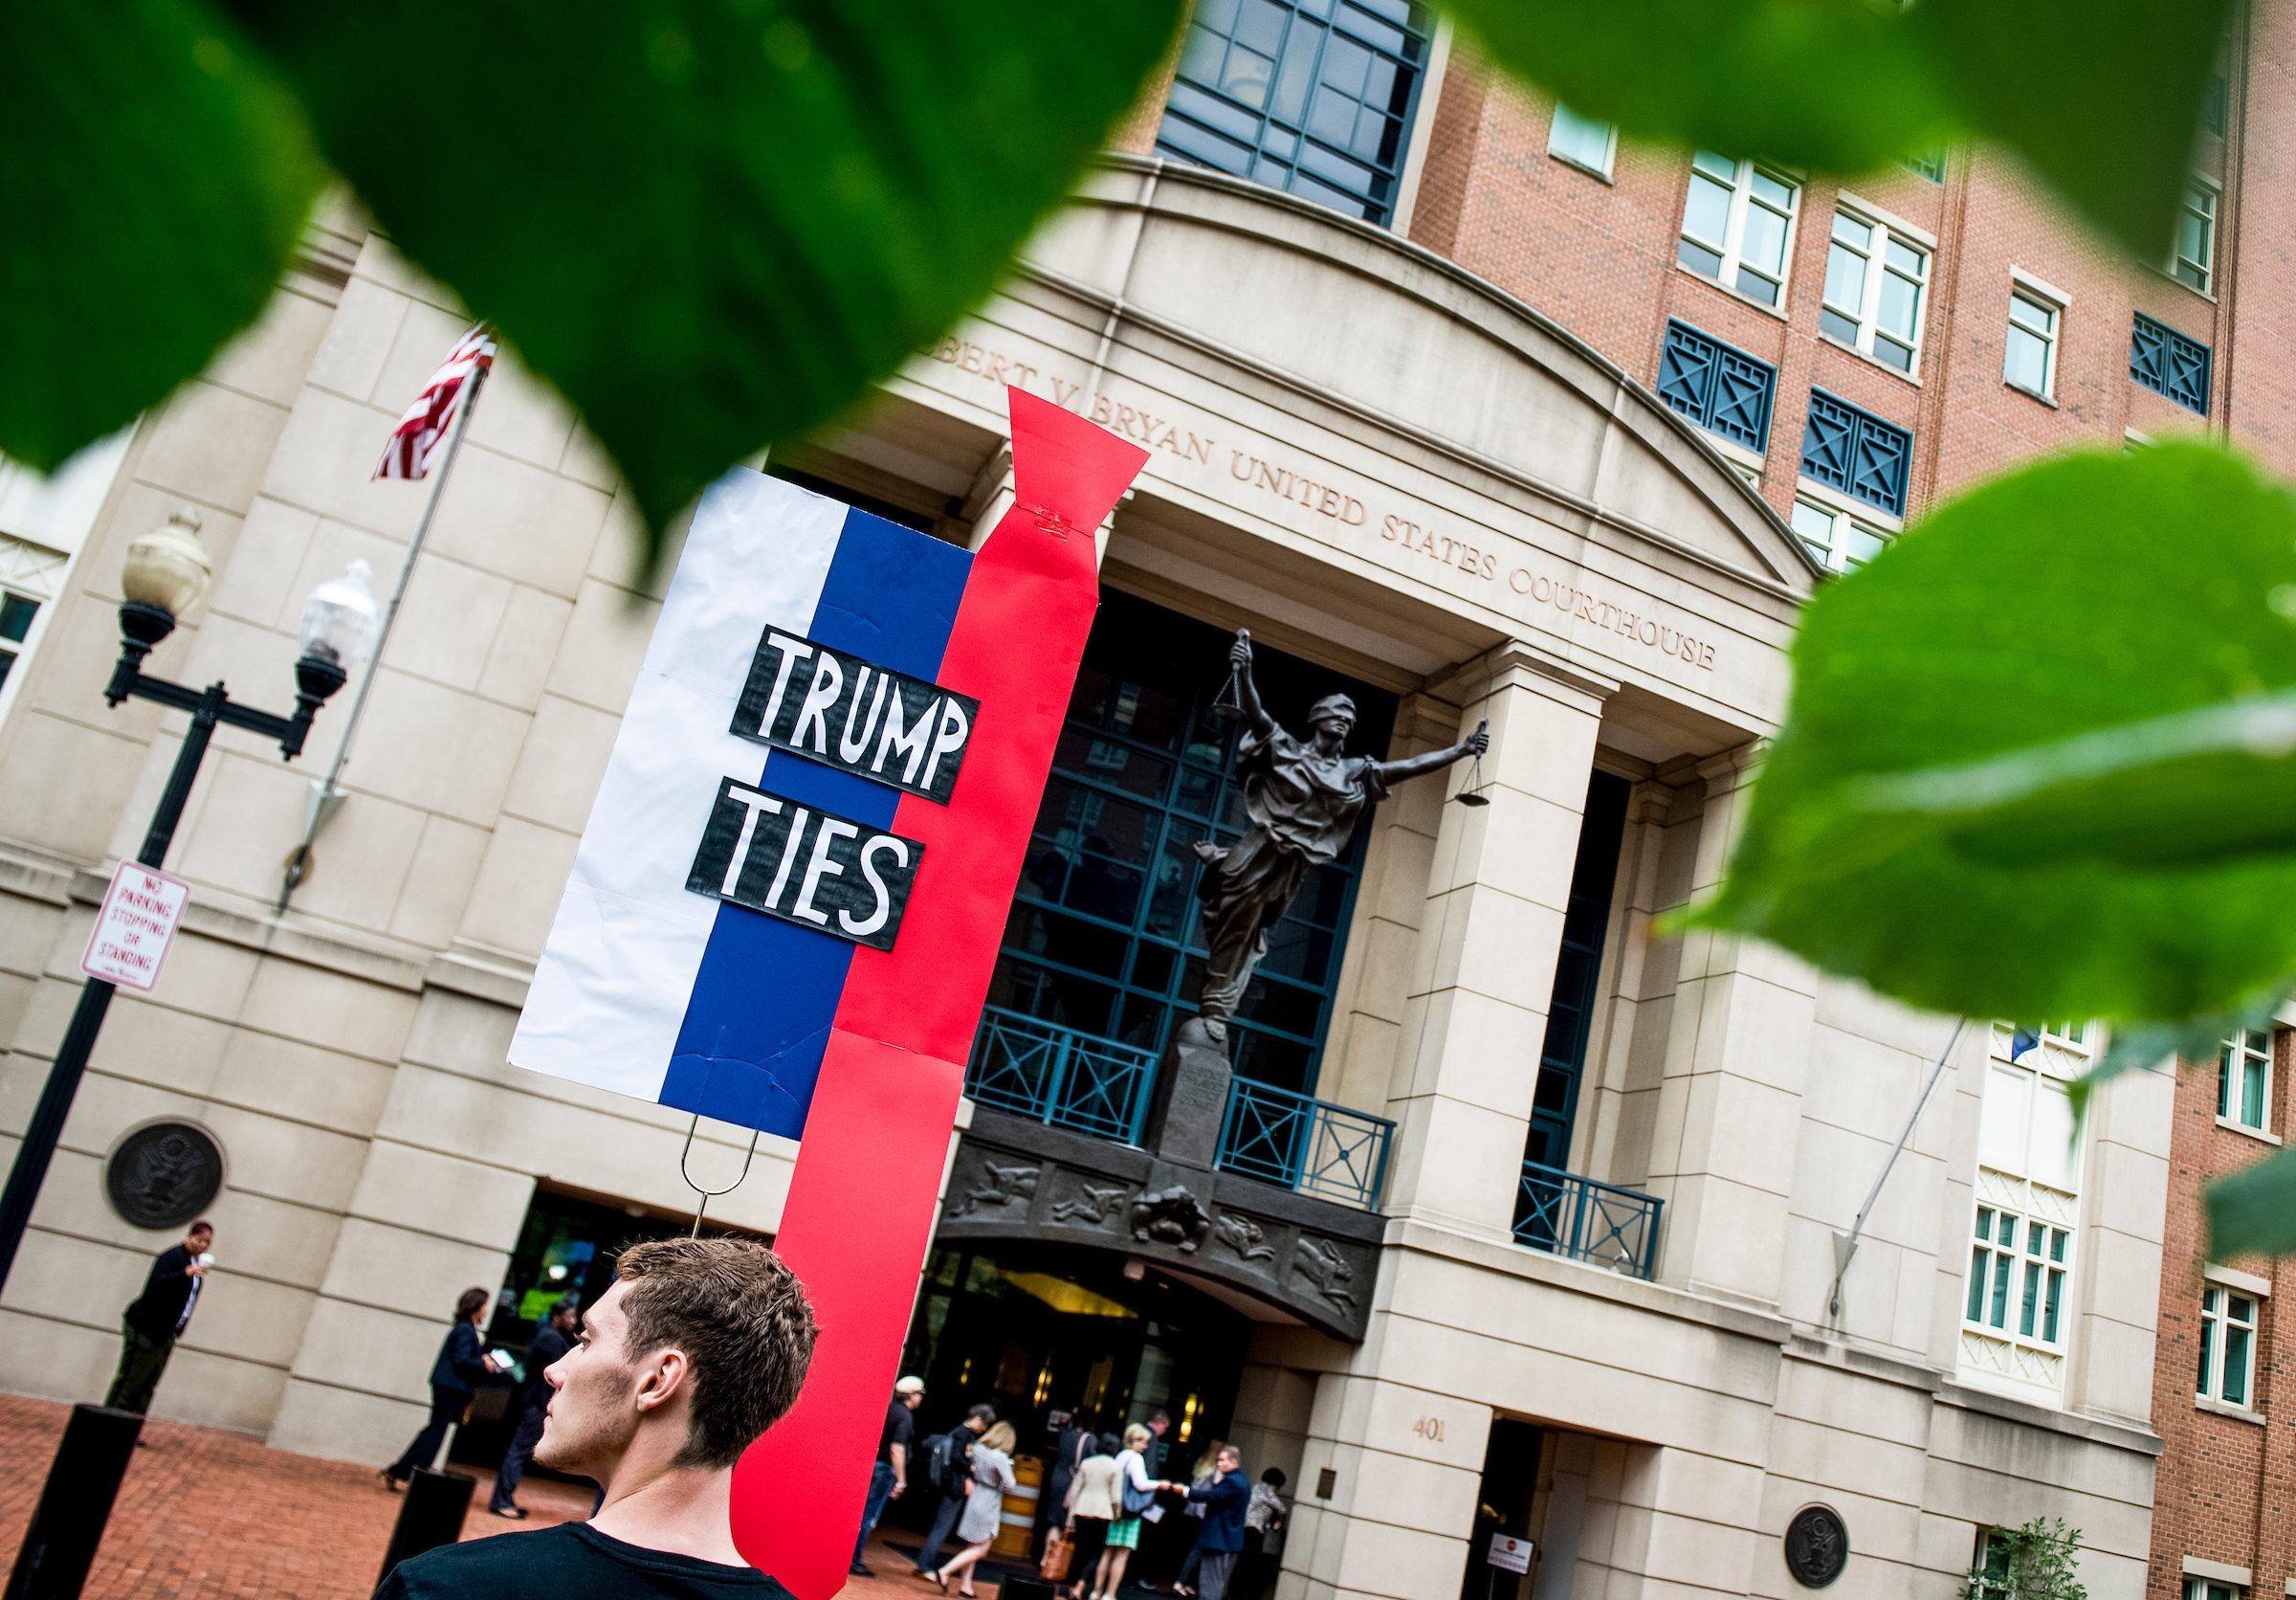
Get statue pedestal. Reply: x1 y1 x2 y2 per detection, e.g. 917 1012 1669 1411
1142 1017 1232 1166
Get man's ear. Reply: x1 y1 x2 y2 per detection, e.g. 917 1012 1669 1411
632 1346 694 1413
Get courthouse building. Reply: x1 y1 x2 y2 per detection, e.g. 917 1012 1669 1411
8 3 2294 1595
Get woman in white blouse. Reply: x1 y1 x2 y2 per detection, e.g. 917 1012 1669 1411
1093 1422 1174 1600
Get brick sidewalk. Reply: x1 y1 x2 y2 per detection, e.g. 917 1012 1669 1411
1 1394 588 1600
0 1395 1028 1599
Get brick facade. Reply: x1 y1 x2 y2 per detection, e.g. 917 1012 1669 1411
1402 19 2287 541
2149 1031 2294 1599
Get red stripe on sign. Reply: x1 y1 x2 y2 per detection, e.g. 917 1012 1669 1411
731 389 1148 1599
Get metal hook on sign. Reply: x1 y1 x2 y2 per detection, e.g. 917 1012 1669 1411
679 1112 762 1237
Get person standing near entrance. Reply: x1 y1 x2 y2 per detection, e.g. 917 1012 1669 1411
1099 1423 1177 1600
370 1235 818 1600
490 1298 581 1518
912 1403 996 1577
105 1219 212 1414
1063 1433 1123 1600
850 1375 922 1576
1237 1468 1287 1600
931 1420 1018 1596
382 1286 498 1488
1181 1447 1249 1600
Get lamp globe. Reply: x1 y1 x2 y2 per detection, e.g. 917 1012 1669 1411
121 509 213 620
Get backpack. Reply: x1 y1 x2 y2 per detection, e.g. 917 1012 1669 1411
924 1431 957 1496
935 1429 974 1498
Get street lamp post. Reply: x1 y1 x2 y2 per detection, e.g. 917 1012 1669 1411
0 510 379 1295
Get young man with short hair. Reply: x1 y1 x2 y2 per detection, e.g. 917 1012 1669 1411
374 1236 818 1600
105 1219 212 1414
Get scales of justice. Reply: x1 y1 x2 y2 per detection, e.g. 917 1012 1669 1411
1184 629 1490 1053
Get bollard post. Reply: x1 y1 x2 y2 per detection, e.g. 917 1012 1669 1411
4 1403 144 1600
377 1468 478 1586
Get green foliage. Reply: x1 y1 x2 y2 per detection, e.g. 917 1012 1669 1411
1689 445 2296 1022
1446 0 2228 259
223 0 1182 556
5 0 325 470
2067 1000 2281 1123
2207 1145 2296 1257
1962 1518 2086 1600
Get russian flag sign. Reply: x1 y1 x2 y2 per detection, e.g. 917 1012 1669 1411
509 389 1149 1598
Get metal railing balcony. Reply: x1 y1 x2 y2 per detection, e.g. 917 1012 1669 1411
1215 1078 1395 1211
1515 1161 1664 1279
964 1008 1159 1144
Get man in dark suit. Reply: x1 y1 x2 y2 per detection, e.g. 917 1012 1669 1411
488 1298 581 1518
105 1219 212 1413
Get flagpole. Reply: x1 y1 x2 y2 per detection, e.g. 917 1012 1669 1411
275 360 491 914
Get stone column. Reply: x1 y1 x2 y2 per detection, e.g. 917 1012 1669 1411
1285 1369 1494 1600
1380 641 1615 1241
1641 743 1818 1307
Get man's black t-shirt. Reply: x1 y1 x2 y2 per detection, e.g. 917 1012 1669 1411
877 1397 915 1463
375 1522 794 1600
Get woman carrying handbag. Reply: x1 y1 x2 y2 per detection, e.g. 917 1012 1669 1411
1062 1433 1127 1600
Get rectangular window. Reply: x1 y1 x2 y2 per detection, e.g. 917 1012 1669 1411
2175 182 2218 292
1656 320 1777 453
1902 147 1948 185
0 591 38 695
1678 151 1799 309
2219 1029 2271 1130
2184 1584 2240 1600
2204 71 2229 137
1962 1028 2088 1398
1799 390 1911 517
2199 1286 2259 1406
2005 290 2060 398
1790 500 1888 574
1966 1204 2070 1344
1159 0 1434 228
1821 210 1928 373
2130 311 2213 414
1547 102 1615 177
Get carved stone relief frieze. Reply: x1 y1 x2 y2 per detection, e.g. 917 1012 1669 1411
1129 1185 1213 1253
1292 1235 1360 1315
948 1157 1039 1218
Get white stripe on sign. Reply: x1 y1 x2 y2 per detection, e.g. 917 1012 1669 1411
510 470 845 1104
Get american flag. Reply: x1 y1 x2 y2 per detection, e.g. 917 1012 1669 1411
372 322 496 480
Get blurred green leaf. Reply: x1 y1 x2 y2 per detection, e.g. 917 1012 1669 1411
227 0 1183 561
2208 1147 2296 1257
1687 444 2296 1022
4 0 323 470
2069 997 2281 1121
1444 0 2227 259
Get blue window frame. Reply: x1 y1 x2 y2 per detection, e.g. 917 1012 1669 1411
1799 389 1911 517
2130 311 2212 415
1656 322 1776 453
990 589 1394 1098
1158 0 1433 228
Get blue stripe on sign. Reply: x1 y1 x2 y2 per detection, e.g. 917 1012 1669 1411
662 508 973 1138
